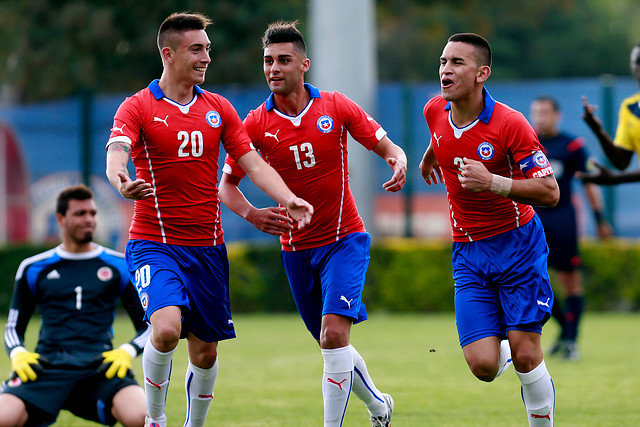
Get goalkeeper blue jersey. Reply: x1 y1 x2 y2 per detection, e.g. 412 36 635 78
4 245 150 367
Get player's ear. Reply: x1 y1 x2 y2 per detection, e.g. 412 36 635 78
55 212 65 228
301 57 310 73
161 46 174 64
476 65 491 84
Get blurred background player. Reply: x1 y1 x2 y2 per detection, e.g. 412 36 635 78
105 12 313 427
0 184 149 427
219 21 405 427
420 33 559 426
581 42 640 184
530 96 612 360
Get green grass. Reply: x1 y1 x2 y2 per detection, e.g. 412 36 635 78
2 312 639 426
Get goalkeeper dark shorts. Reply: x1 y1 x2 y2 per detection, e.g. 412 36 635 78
0 365 138 426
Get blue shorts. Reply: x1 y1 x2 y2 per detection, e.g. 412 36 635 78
452 216 553 347
281 232 370 340
126 240 235 343
536 206 581 272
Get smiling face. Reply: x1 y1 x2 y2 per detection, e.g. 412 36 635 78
167 29 211 85
263 42 309 95
439 41 489 102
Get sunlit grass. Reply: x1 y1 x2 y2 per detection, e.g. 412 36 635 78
2 312 638 426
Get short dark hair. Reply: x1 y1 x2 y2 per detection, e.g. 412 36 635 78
56 185 93 216
262 20 306 56
157 12 212 51
448 33 491 67
533 96 560 112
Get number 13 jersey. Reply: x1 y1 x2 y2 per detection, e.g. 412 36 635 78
107 80 253 246
224 84 386 251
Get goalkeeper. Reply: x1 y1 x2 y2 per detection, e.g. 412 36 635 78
0 185 150 427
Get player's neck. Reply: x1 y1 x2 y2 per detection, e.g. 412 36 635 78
538 129 559 139
449 90 485 127
272 85 310 116
158 76 196 105
60 240 96 254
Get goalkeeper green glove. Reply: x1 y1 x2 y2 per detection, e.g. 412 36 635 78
10 347 41 382
101 344 136 379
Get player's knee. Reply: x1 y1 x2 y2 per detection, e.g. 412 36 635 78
511 346 542 373
112 385 146 427
319 327 349 349
0 393 29 427
151 324 180 351
190 347 218 369
465 354 499 382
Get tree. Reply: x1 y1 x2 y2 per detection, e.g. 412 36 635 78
0 0 306 102
2 0 640 102
376 0 640 81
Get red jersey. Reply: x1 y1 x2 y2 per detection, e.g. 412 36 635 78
423 89 553 242
107 80 253 246
224 84 385 251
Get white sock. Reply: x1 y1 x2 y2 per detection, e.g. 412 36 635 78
321 346 354 427
142 340 175 421
350 345 387 417
184 360 218 427
496 339 513 378
516 360 555 426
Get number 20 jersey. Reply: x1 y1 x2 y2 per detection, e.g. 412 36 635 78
107 80 253 246
225 84 386 251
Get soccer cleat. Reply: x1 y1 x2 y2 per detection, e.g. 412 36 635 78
144 414 166 427
563 340 580 361
370 393 394 427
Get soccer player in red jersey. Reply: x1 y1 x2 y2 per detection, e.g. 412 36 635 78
105 13 312 427
419 33 559 425
219 21 405 427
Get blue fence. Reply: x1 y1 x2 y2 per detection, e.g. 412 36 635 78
1 76 638 249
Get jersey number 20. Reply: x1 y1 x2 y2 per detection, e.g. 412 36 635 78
178 131 204 158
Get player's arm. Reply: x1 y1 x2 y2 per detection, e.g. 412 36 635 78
106 142 154 200
579 161 640 185
582 181 613 239
372 136 407 192
419 143 444 185
100 283 150 379
5 273 42 382
235 150 313 229
219 171 294 236
581 96 633 170
459 157 559 207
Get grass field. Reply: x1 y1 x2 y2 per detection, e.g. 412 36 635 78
2 312 638 426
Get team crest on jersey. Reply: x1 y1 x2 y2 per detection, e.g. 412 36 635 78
97 266 113 282
533 150 550 167
140 292 149 311
6 377 22 388
317 115 334 133
206 110 222 128
477 142 495 160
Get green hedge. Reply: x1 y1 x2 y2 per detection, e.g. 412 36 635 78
1 239 639 316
